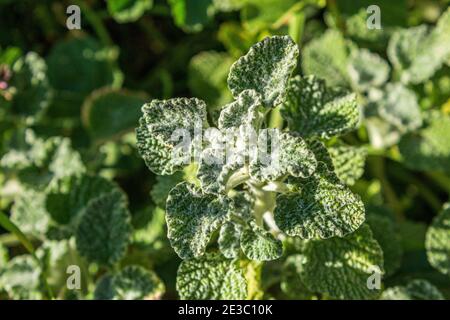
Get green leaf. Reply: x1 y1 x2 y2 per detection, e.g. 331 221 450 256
150 172 184 207
168 0 213 32
367 214 402 277
107 0 153 23
0 212 36 256
387 8 450 84
166 182 231 259
302 30 350 87
281 75 359 138
218 89 262 130
0 255 42 299
399 112 450 173
176 253 247 299
188 51 234 110
9 52 52 119
102 265 165 300
136 98 207 175
347 48 390 91
82 88 148 141
377 83 422 132
426 204 450 276
228 36 299 108
241 221 283 261
280 254 313 299
240 0 298 31
46 174 122 225
47 36 115 95
11 188 50 238
301 224 384 299
75 191 132 266
218 222 242 259
0 243 8 266
329 145 367 186
275 162 365 239
1 132 86 189
381 279 444 300
249 130 317 182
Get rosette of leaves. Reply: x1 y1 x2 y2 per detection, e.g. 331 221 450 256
136 35 376 299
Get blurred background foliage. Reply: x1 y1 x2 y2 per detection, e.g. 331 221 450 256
0 0 449 300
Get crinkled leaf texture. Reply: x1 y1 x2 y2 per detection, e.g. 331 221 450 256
75 191 132 266
426 204 450 275
166 182 231 259
301 224 384 299
136 98 207 175
176 253 247 300
219 222 242 259
275 163 365 239
381 279 444 300
387 8 450 84
240 221 283 261
281 75 359 138
249 130 317 182
228 35 299 108
329 145 367 186
95 265 165 300
218 89 262 130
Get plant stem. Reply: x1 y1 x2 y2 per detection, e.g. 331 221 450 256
268 106 284 129
368 157 405 221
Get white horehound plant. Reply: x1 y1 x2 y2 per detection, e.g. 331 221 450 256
136 35 383 300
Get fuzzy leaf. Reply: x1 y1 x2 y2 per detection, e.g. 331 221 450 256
280 254 313 299
82 88 148 141
426 204 450 275
107 0 153 23
281 75 359 138
377 83 422 132
301 224 384 299
136 98 207 175
218 89 262 130
218 222 242 259
249 130 317 182
166 182 231 259
104 265 165 300
0 255 42 299
240 221 283 261
46 174 122 225
150 172 184 207
329 145 367 186
399 112 450 173
176 253 246 299
381 279 444 300
347 48 390 91
228 36 299 108
275 163 365 239
387 8 450 84
11 189 50 238
75 191 132 266
302 30 350 87
9 52 52 119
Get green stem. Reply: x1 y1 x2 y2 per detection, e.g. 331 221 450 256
368 157 405 221
268 106 284 129
288 11 305 45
